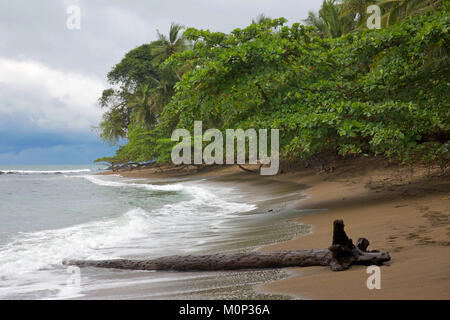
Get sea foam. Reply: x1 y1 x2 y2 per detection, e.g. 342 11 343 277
0 174 256 299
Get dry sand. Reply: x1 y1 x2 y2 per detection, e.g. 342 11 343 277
107 158 450 299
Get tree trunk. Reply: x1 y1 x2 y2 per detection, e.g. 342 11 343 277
63 219 390 272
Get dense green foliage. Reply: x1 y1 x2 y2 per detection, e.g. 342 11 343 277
304 0 444 38
96 2 449 168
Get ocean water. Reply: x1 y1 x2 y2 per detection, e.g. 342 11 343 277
0 165 310 299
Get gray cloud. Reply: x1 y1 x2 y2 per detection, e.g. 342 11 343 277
0 0 322 77
0 0 322 164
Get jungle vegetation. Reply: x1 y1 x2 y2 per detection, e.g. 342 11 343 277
95 0 449 170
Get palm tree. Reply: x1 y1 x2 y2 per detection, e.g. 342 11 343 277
127 84 157 129
252 13 271 25
306 0 441 37
129 21 192 124
98 108 128 145
150 23 190 65
304 0 343 38
339 0 374 31
147 70 178 114
375 0 443 27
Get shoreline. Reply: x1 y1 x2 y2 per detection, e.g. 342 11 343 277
102 158 450 299
85 166 310 299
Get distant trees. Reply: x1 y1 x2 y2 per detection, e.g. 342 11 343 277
252 13 272 25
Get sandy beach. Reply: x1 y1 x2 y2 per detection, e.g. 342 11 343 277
261 158 450 299
108 157 450 299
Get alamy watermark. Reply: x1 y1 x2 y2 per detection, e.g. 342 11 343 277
366 265 381 290
56 266 81 297
66 5 81 30
171 121 279 175
367 5 381 30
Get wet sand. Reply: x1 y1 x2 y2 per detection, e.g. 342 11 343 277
105 158 450 299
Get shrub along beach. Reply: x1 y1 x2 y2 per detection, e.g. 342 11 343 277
91 0 449 299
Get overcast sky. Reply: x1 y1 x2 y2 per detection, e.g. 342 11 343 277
0 0 322 165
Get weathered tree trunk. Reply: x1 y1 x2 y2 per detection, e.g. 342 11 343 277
328 220 390 271
63 220 390 272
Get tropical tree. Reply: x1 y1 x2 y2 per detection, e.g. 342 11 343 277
142 67 180 117
252 13 271 25
339 0 374 30
96 44 158 144
97 23 190 144
164 10 449 166
97 5 449 168
307 0 444 38
97 107 128 145
376 0 443 26
127 84 157 129
304 0 343 38
150 23 190 66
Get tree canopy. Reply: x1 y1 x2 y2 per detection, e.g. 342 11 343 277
96 1 449 169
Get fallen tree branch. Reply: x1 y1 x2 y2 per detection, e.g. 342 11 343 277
63 219 390 272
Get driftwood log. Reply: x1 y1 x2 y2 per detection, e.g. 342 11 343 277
63 220 390 272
